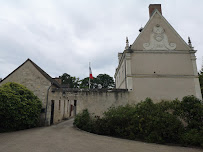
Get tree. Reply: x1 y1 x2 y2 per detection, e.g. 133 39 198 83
80 77 98 89
60 73 79 88
80 74 115 89
96 74 115 89
0 82 42 132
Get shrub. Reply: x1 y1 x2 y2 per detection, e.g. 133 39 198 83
133 98 184 143
102 104 137 138
91 116 109 135
181 128 203 147
73 109 93 132
179 96 203 130
0 82 42 132
74 96 203 147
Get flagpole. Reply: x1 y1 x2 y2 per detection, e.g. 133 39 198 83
89 62 90 89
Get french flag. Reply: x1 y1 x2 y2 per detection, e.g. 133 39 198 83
89 65 93 79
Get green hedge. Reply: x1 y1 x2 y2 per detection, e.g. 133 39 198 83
0 82 42 132
74 96 203 147
73 109 93 132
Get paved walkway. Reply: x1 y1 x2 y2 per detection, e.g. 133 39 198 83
0 119 202 152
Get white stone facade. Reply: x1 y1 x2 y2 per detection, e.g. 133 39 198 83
115 6 202 102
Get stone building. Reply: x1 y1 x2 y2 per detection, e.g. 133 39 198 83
0 59 75 125
115 4 202 101
0 58 128 125
0 4 202 126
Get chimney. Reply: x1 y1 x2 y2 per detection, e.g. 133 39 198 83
149 4 162 17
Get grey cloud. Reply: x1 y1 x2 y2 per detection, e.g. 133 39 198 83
0 0 203 80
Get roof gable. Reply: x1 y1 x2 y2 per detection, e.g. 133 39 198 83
131 10 191 51
1 59 60 87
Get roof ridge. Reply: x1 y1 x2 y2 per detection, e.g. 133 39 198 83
1 58 60 87
131 10 191 50
26 59 60 87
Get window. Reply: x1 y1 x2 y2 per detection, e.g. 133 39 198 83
59 100 61 110
67 100 69 112
64 100 65 113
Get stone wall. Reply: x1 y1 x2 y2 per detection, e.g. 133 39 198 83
52 89 129 116
115 58 126 89
47 90 71 125
129 77 197 102
128 51 202 101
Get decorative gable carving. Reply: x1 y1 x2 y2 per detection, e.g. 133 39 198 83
143 24 176 50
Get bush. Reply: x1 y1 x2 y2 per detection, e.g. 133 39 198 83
73 109 93 132
74 96 203 147
0 82 42 132
102 104 137 138
179 96 203 130
181 128 203 147
133 98 184 143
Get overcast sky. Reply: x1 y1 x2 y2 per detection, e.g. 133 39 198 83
0 0 203 80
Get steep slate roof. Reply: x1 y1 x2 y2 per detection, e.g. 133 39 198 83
1 58 60 87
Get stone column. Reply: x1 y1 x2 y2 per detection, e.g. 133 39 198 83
125 53 133 91
190 50 202 100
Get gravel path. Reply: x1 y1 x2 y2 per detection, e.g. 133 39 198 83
0 119 202 152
